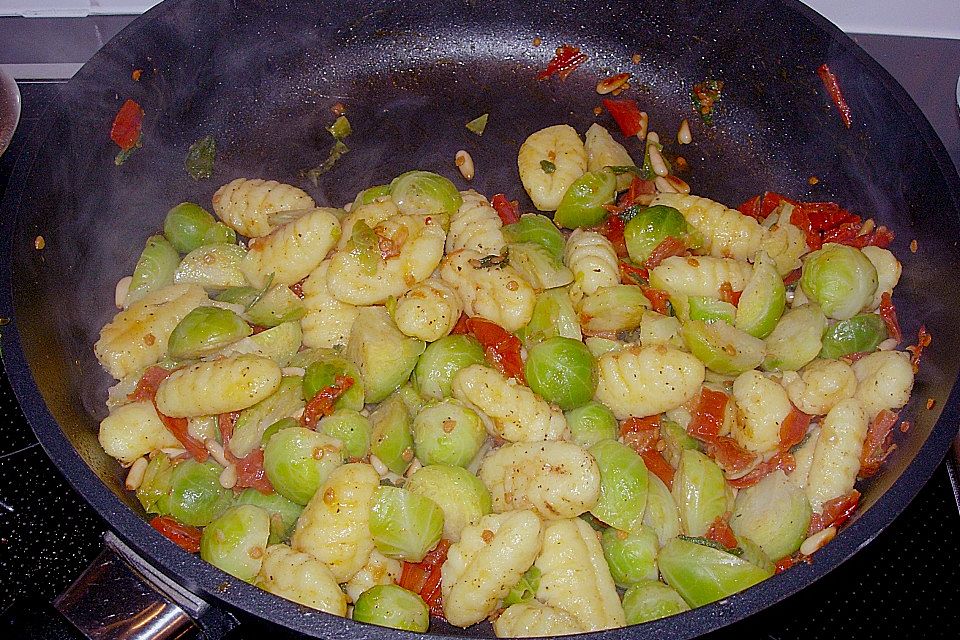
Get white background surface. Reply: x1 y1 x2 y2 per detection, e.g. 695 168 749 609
0 0 957 39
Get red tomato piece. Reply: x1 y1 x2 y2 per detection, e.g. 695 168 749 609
640 285 671 315
726 451 795 489
232 448 274 493
110 98 145 151
157 410 208 462
466 318 525 382
644 236 687 270
490 194 521 225
602 98 645 137
859 409 899 478
537 45 588 81
779 405 812 452
398 539 450 618
907 325 931 372
596 214 629 258
705 516 738 550
619 261 649 285
808 490 860 535
150 515 202 553
127 365 173 402
879 292 902 344
620 415 661 455
641 450 676 490
687 388 728 439
704 436 757 475
300 375 355 428
817 63 853 129
718 281 742 307
450 313 472 335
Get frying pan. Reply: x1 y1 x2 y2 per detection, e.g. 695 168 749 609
1 0 959 638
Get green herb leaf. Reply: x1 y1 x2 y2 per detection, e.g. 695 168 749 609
185 135 216 180
304 140 349 185
677 534 743 556
691 79 724 126
114 134 142 166
245 273 275 311
607 165 642 176
465 113 489 136
473 249 510 270
327 116 352 141
540 159 557 174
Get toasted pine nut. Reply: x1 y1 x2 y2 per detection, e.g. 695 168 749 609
125 457 149 490
596 72 631 95
160 447 187 458
800 526 836 556
858 218 875 236
647 143 669 177
455 150 475 181
205 438 230 467
677 119 692 144
878 338 899 351
404 458 423 478
281 366 306 376
219 464 238 489
662 175 690 194
370 454 388 477
636 112 649 140
115 276 132 309
646 130 659 145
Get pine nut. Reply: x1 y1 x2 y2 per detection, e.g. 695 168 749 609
596 72 631 95
281 366 306 376
646 131 659 145
370 454 388 476
654 176 678 193
160 447 187 458
455 150 475 181
647 143 669 177
219 464 238 489
664 175 690 194
636 112 649 140
205 438 230 467
115 276 132 309
800 526 836 556
125 457 148 490
677 118 692 144
404 458 423 478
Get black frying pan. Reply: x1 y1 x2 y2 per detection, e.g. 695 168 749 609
1 0 959 638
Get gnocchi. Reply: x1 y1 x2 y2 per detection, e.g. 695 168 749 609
299 260 359 349
440 249 536 332
254 544 348 616
240 207 341 288
805 399 869 513
155 354 282 418
595 344 706 419
393 278 462 342
446 190 505 255
518 124 587 211
212 178 315 238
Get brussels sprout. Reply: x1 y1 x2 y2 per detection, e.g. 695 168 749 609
642 470 681 546
518 288 582 346
260 417 298 445
507 242 574 290
263 427 344 505
736 252 786 339
235 488 303 544
660 419 700 469
601 525 659 588
136 452 175 514
229 376 304 459
688 296 737 325
622 580 690 625
800 243 878 320
215 285 257 306
737 536 775 574
370 396 415 475
166 459 234 527
200 505 271 582
168 306 251 361
390 170 462 217
729 471 812 560
347 306 426 403
624 205 688 264
523 337 597 410
553 170 617 229
681 320 765 376
412 399 486 468
584 336 622 357
173 243 247 291
406 464 491 541
578 285 649 334
504 566 542 607
658 537 772 607
671 449 734 537
819 313 887 359
318 409 371 459
246 285 306 328
353 584 429 632
358 184 392 206
564 401 618 448
369 486 444 562
164 202 236 254
221 321 301 367
762 304 828 371
126 235 180 305
502 214 566 262
394 383 425 416
590 440 649 530
302 357 364 412
412 335 485 400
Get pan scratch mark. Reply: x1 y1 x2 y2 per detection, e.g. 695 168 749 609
0 441 39 461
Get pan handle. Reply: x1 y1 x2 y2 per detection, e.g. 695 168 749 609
49 531 238 640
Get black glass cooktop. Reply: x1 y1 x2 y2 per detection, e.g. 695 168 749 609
2 35 960 639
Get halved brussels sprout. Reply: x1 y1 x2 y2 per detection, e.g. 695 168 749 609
246 285 306 328
358 184 392 206
318 409 371 459
578 285 649 334
235 488 303 544
729 471 812 561
412 335 486 400
658 537 772 607
412 399 486 468
263 427 344 505
173 243 247 291
200 505 271 582
819 313 887 359
524 336 597 410
590 440 649 531
800 243 878 320
136 452 175 514
221 321 302 367
126 235 180 306
502 214 566 262
347 306 426 403
503 566 542 607
369 486 444 562
405 464 491 541
762 304 828 371
738 536 775 574
624 205 688 264
688 296 737 325
622 580 690 625
671 449 733 537
518 288 582 346
681 320 765 376
302 357 364 411
390 170 462 217
229 376 304 459
584 336 622 357
564 401 618 448
353 584 429 632
660 419 700 469
553 170 617 229
735 252 786 339
166 459 234 527
601 525 659 588
395 383 426 416
642 470 681 546
168 306 251 361
508 242 574 290
164 202 236 254
370 395 415 475
260 417 298 446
